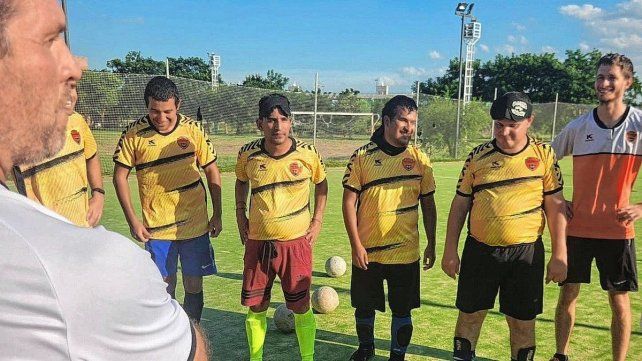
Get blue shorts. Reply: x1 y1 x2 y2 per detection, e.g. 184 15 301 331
145 233 217 277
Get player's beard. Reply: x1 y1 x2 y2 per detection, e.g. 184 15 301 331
0 75 68 167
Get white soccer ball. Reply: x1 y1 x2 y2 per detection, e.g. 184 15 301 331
273 304 295 333
311 286 339 314
325 256 347 277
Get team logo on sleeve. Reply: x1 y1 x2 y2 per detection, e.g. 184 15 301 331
289 162 301 176
525 157 540 171
402 157 416 171
177 137 190 149
71 129 81 144
626 131 638 143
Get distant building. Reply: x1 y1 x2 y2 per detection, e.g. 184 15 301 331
376 80 389 95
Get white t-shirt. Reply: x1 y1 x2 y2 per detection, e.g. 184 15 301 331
0 186 194 360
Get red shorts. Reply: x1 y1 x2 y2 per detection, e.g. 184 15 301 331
241 236 312 310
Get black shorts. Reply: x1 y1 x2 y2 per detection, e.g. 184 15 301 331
456 236 544 321
561 236 638 292
350 261 420 315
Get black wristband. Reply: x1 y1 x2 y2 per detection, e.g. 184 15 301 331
91 187 105 195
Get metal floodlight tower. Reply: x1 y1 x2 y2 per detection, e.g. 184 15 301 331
463 20 482 104
208 53 221 89
454 2 478 159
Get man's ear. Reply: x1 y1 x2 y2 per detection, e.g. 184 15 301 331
175 98 182 111
256 118 262 130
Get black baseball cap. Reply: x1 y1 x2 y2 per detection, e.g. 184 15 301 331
490 92 533 121
258 93 291 118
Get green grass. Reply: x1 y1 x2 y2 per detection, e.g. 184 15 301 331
99 158 642 360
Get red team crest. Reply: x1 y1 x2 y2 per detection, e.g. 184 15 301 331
177 137 190 149
525 157 540 171
626 131 638 143
289 162 301 176
70 129 81 144
402 157 416 171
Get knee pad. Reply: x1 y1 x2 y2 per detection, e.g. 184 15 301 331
517 346 535 361
453 337 474 361
395 324 413 347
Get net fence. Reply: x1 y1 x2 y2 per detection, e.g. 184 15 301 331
75 71 598 173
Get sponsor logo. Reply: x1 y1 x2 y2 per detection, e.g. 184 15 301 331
402 157 416 171
177 136 190 149
71 129 81 144
259 164 267 171
148 139 156 146
490 160 503 169
525 157 540 171
289 162 301 176
374 159 382 166
510 100 528 117
201 264 212 270
626 130 638 142
585 134 594 142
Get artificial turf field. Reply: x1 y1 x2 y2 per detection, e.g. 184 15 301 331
98 158 641 361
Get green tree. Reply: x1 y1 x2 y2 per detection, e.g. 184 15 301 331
106 51 165 75
75 71 125 128
242 70 289 90
167 56 210 81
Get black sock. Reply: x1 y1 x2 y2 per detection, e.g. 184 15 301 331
183 291 204 323
516 346 535 361
551 353 568 361
453 337 475 361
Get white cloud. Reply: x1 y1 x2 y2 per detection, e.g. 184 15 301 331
579 41 591 51
401 67 427 76
519 35 528 45
512 22 526 31
496 44 516 54
542 45 557 53
429 50 442 60
507 35 516 43
560 4 603 19
479 44 490 53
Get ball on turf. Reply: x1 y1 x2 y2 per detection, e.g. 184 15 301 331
273 304 295 333
325 256 347 277
311 286 339 314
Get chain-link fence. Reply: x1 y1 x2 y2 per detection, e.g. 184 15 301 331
76 71 598 173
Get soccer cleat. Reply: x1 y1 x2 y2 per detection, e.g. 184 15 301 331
549 354 569 361
388 353 405 361
349 345 375 361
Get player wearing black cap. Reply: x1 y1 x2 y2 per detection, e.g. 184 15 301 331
441 92 568 361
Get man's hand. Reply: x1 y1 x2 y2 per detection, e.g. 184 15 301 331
441 248 460 280
564 201 574 220
236 213 249 245
423 245 436 270
130 219 151 242
351 243 369 270
208 216 222 238
305 218 322 246
86 193 104 227
616 204 642 225
546 256 568 284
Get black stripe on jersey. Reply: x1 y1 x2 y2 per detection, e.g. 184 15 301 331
201 158 217 169
456 190 472 197
365 146 381 155
247 149 265 160
361 175 422 192
135 152 195 171
419 190 435 198
114 160 133 170
343 184 361 194
20 149 85 178
147 219 189 232
394 204 419 215
365 243 403 254
170 180 202 193
12 166 27 195
284 289 308 302
472 176 542 194
276 202 310 220
251 178 307 195
509 205 543 217
135 126 154 136
543 186 563 196
477 147 498 160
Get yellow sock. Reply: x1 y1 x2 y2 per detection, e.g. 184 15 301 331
245 309 267 361
294 308 316 361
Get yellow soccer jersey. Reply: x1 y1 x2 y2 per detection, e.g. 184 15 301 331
343 142 436 264
236 138 326 241
457 137 563 246
113 114 217 240
13 112 97 227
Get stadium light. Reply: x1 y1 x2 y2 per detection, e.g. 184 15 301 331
454 2 475 158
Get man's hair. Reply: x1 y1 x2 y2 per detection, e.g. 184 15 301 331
0 0 15 58
381 95 418 122
597 53 634 79
144 76 180 107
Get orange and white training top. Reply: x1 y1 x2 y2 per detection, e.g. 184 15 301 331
552 106 642 239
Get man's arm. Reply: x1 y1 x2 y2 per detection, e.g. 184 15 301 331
420 194 437 270
343 188 368 270
305 179 328 245
85 155 104 227
235 179 250 245
441 195 471 279
203 163 222 238
543 191 568 283
113 164 150 242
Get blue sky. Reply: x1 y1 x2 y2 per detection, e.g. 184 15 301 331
67 0 642 93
